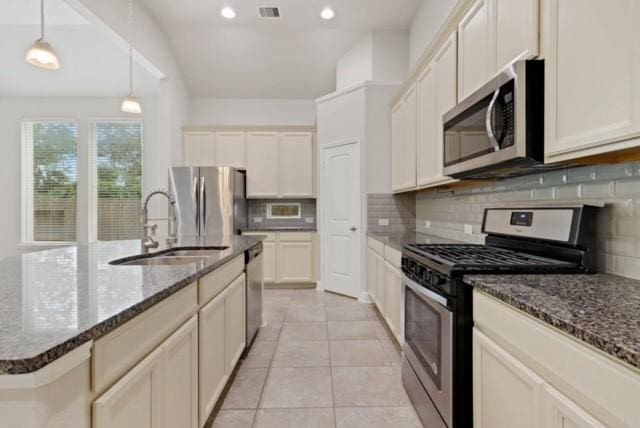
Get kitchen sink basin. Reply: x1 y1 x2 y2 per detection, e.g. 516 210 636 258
162 248 229 257
109 246 230 266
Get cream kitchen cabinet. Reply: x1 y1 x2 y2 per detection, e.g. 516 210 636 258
417 32 458 188
242 231 316 284
458 0 538 102
93 315 198 428
366 247 377 302
543 0 640 163
392 84 417 192
384 261 402 340
216 132 246 168
184 132 215 166
224 274 246 375
278 132 314 198
246 132 279 197
543 384 606 428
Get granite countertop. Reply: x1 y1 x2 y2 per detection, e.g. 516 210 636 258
242 227 317 232
466 274 640 369
367 230 462 251
0 235 263 375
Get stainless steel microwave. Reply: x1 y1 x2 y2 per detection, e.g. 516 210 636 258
442 60 548 179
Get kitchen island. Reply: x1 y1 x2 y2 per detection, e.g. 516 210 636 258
0 235 264 428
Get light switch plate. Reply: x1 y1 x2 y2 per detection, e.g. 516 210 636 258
378 219 389 226
305 217 314 223
464 224 473 234
425 220 431 228
254 217 263 223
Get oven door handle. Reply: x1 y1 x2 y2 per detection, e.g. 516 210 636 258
403 275 449 309
485 89 501 152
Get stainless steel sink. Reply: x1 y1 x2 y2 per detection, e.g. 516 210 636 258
116 256 210 266
163 248 229 257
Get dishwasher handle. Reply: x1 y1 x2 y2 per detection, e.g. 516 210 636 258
246 243 263 263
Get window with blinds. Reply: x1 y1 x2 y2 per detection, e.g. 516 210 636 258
90 121 143 241
22 121 78 243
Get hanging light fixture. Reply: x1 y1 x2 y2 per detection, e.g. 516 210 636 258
121 0 142 114
26 0 61 70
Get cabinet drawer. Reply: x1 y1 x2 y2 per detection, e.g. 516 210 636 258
279 232 312 242
474 291 640 427
367 237 385 255
384 245 402 268
199 255 244 305
92 283 197 395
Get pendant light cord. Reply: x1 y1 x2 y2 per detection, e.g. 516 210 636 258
40 0 45 40
128 0 134 95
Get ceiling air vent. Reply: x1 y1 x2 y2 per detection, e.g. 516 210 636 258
258 7 280 18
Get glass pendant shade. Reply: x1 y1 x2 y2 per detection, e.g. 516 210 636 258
26 39 60 70
121 95 142 114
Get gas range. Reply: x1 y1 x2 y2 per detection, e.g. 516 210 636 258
401 206 598 428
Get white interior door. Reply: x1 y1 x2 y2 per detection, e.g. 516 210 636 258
321 141 361 298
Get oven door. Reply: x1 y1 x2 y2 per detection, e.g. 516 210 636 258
403 275 453 427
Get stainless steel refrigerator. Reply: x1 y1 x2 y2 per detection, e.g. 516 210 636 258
168 167 248 237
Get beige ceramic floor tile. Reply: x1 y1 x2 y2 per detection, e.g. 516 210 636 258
325 305 368 321
379 338 403 366
272 340 330 367
327 321 377 340
329 340 388 367
335 407 422 428
242 340 277 368
279 322 328 342
253 408 336 428
260 367 334 408
332 366 410 407
285 305 326 322
221 367 268 409
255 322 282 342
212 410 256 428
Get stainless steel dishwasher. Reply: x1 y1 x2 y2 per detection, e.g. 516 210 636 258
245 244 263 348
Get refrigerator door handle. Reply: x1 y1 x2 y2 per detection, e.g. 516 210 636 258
200 176 207 236
193 176 200 235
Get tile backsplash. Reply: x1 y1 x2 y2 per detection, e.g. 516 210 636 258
248 199 317 229
367 193 416 233
415 162 640 279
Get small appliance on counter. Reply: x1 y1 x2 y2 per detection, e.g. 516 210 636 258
401 205 598 428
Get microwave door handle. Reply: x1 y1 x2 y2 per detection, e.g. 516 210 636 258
485 89 501 152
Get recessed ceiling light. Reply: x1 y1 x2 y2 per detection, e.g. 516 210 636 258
221 6 236 19
320 7 335 20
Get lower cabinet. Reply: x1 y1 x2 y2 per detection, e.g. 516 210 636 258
263 241 277 283
199 274 246 427
93 315 198 428
384 261 402 340
543 384 606 428
366 248 377 302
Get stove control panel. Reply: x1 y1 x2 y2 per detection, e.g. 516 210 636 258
402 256 451 295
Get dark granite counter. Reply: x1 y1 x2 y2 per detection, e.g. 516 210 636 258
0 235 263 375
242 227 317 232
466 274 640 369
367 230 461 251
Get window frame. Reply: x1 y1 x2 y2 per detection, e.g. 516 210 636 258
21 118 79 245
266 202 302 219
88 118 144 242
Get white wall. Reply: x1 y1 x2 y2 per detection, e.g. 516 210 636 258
409 0 458 68
0 96 164 260
188 98 317 127
336 34 374 90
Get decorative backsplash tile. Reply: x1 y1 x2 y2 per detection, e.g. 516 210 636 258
367 193 416 233
248 199 317 229
415 162 640 279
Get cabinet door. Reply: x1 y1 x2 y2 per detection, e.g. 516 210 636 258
225 274 246 375
263 241 277 283
216 132 246 168
416 64 438 187
493 0 538 71
473 329 544 428
184 132 215 166
93 345 163 428
544 384 606 428
374 253 386 315
458 0 492 101
384 261 402 341
278 132 313 197
162 316 198 428
246 132 278 198
367 248 377 302
401 85 417 190
434 32 458 184
544 0 640 162
391 102 404 191
278 241 313 283
198 290 228 427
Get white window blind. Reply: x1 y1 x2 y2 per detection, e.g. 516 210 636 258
22 120 78 243
89 121 143 241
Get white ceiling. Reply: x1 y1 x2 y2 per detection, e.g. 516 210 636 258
0 0 160 97
140 0 423 98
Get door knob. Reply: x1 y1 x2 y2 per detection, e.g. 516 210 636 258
350 226 357 232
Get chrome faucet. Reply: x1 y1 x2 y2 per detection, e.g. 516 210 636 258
141 189 177 252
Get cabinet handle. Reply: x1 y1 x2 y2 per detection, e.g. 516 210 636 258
350 226 357 232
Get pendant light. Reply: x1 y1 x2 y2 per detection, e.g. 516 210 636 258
121 0 142 114
26 0 61 70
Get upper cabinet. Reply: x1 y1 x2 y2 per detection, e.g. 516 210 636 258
392 84 417 191
543 0 640 163
216 132 246 168
246 132 279 197
184 132 215 166
458 0 539 102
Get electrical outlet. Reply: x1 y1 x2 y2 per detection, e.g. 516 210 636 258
254 217 263 223
464 224 473 234
378 219 389 226
305 217 314 223
424 220 431 228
